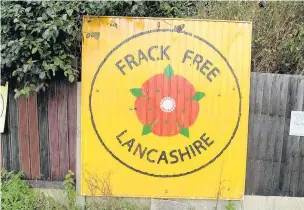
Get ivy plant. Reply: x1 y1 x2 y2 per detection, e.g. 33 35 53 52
1 1 79 97
1 1 197 98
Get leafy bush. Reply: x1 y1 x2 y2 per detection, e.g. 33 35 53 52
1 169 76 210
1 1 303 98
1 1 196 97
1 1 78 97
197 1 304 75
1 170 36 210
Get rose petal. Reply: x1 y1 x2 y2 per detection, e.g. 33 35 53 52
151 116 180 136
135 97 157 125
177 100 199 128
141 74 169 99
169 75 196 101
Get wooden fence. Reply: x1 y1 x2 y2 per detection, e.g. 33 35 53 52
1 72 304 197
246 72 304 197
1 80 77 180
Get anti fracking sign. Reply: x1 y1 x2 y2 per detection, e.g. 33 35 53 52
81 16 252 199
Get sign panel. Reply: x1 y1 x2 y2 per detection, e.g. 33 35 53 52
0 83 8 133
82 17 251 199
290 111 304 136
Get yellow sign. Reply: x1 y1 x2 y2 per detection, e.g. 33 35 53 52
82 17 251 199
0 83 8 133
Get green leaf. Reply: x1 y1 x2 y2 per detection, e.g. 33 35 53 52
42 13 48 20
42 29 50 39
68 75 75 83
130 88 144 97
67 9 73 16
31 48 38 54
25 7 31 13
191 92 205 101
62 14 67 21
142 124 152 135
39 72 46 79
46 8 53 16
55 19 63 26
164 64 174 79
179 127 189 138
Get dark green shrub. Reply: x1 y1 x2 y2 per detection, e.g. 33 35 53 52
2 1 303 98
1 170 36 210
1 1 196 97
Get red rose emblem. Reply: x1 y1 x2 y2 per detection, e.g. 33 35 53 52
131 65 205 137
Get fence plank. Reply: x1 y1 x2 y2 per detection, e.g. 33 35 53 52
48 82 60 180
279 76 302 196
37 90 50 179
57 81 69 178
18 96 31 178
297 78 304 196
28 92 40 179
245 72 257 194
68 82 77 174
265 74 280 195
258 74 273 195
279 76 293 195
1 127 10 170
288 77 304 196
250 73 265 194
1 94 10 170
270 74 288 195
8 87 20 171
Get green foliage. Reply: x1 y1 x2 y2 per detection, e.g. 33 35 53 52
225 201 236 210
197 1 304 75
1 1 78 97
1 1 196 97
63 170 80 210
191 92 205 102
164 64 174 79
142 123 152 135
1 169 77 210
130 88 144 97
1 170 36 210
1 169 149 209
2 1 303 97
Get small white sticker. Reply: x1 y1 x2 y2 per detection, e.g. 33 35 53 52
289 111 304 136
